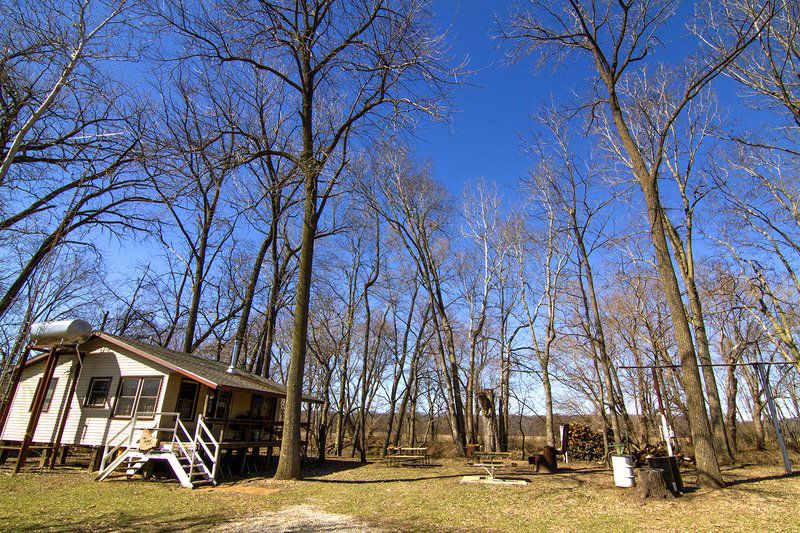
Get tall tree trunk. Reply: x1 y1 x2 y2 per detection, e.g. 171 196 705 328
274 55 317 479
575 251 621 443
383 297 425 456
317 369 333 462
430 304 467 455
725 363 738 454
183 181 221 354
744 367 766 451
358 226 380 463
629 330 653 444
231 232 272 367
393 350 419 448
542 368 555 447
498 331 511 451
665 217 734 463
606 92 723 488
465 349 476 445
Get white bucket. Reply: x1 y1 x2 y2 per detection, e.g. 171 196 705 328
612 455 636 488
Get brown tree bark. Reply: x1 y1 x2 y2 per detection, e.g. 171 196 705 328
476 389 499 452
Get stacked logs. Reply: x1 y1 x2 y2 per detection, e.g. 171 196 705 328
567 423 606 461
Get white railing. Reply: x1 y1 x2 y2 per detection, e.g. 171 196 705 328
172 415 194 469
98 411 220 486
99 411 181 472
99 416 136 472
194 414 221 481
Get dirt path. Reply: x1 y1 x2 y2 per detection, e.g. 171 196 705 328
213 504 385 532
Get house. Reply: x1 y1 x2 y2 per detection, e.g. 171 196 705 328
0 327 320 487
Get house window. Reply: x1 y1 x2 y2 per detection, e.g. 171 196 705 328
113 377 163 418
30 378 58 413
213 390 232 419
250 395 265 418
85 378 112 408
175 380 199 420
137 378 161 414
250 395 274 419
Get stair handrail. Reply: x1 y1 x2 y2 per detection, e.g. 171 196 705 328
186 416 210 481
194 414 220 482
99 414 138 472
172 415 194 467
99 411 184 473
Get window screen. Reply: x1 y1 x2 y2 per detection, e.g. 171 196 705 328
113 378 139 417
136 378 161 415
176 380 199 420
112 377 162 418
30 378 59 413
85 378 112 407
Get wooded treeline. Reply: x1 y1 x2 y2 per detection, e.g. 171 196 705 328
0 0 798 485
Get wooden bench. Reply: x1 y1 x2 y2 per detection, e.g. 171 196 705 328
386 447 429 467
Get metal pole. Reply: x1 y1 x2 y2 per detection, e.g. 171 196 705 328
49 348 84 469
756 363 792 475
652 367 674 456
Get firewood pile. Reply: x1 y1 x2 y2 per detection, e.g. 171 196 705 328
629 443 696 469
567 423 607 461
630 444 665 467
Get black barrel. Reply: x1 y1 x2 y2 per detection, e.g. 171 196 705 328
647 456 683 493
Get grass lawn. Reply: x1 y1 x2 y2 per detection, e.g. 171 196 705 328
0 458 798 532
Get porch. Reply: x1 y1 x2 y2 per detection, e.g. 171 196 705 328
95 406 316 487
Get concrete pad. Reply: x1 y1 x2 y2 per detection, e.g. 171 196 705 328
460 475 529 486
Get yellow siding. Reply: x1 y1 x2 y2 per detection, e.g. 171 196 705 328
230 390 252 418
0 354 77 444
1 344 172 448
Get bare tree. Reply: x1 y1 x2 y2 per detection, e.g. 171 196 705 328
144 76 243 353
499 0 768 487
0 0 149 324
152 0 456 478
369 149 468 455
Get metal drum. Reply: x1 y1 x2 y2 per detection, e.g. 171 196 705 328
30 319 93 346
612 454 636 488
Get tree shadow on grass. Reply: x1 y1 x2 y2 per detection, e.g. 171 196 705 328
301 459 374 477
0 510 234 533
303 472 467 484
725 471 799 488
549 466 606 475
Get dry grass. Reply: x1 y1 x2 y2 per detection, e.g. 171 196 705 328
0 458 798 532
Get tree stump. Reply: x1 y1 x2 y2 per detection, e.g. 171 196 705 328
635 468 673 500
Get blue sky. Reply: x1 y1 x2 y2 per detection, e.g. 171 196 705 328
109 0 777 279
413 1 770 201
413 1 605 196
413 1 539 194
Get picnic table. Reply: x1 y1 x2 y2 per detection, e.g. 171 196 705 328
470 451 515 480
386 446 429 467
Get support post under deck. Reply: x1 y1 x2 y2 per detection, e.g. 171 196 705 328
15 347 58 473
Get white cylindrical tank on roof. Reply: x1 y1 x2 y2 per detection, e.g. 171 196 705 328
30 319 93 346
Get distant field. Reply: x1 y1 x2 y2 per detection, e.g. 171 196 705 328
0 458 798 531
